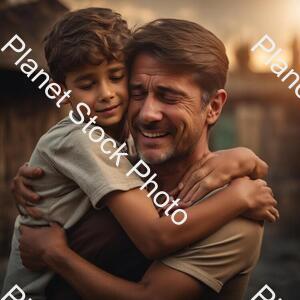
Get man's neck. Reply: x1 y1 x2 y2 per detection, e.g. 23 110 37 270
151 134 210 193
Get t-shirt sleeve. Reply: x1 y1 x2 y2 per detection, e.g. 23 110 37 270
40 128 143 208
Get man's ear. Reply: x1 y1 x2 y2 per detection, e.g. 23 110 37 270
206 89 227 126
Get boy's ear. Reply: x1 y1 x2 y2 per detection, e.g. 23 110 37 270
48 79 71 105
206 89 227 126
58 81 71 105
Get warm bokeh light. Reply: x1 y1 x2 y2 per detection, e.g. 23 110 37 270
59 0 300 73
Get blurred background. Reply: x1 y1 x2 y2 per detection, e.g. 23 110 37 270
0 0 299 298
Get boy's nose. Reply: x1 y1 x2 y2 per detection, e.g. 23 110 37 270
98 81 115 102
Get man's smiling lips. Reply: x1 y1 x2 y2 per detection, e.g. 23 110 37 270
137 128 170 145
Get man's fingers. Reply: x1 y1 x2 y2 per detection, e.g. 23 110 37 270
17 181 40 202
22 177 35 187
49 222 63 230
25 207 44 220
19 164 44 179
19 225 32 236
19 225 24 234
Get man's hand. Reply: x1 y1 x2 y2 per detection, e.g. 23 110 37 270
11 163 44 219
171 147 268 206
229 177 279 223
19 223 68 271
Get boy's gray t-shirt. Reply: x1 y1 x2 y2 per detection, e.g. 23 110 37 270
2 116 143 299
16 116 143 228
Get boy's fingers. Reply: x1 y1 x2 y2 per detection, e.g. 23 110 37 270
266 211 276 223
178 170 205 200
177 201 191 209
252 158 269 179
179 170 213 200
181 183 201 203
175 154 218 198
190 186 209 203
25 207 44 220
169 186 180 197
256 179 267 186
178 159 207 186
19 164 44 179
270 207 280 220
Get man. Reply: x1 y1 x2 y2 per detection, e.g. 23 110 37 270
16 19 277 300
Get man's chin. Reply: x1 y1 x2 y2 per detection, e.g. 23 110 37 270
138 149 174 165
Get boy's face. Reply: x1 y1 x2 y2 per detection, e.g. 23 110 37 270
64 60 128 129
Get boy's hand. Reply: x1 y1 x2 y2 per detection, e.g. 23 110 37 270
11 163 44 219
19 223 68 271
229 177 279 223
170 147 268 206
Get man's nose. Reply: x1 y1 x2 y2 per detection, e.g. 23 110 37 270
139 95 163 123
98 80 114 102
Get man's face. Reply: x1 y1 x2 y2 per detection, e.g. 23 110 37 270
64 60 128 129
128 53 209 165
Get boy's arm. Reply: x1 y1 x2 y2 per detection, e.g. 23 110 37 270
11 147 266 217
105 177 277 259
11 167 277 260
172 147 269 205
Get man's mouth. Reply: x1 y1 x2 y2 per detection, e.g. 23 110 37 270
140 129 169 138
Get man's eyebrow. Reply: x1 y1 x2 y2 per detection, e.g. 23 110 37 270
129 82 145 90
157 85 188 97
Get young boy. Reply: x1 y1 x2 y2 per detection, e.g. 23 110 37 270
2 8 142 300
2 8 277 300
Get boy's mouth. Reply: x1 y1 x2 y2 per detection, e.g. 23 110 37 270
97 104 120 113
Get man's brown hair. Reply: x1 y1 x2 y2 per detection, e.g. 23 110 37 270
44 7 131 84
125 18 229 105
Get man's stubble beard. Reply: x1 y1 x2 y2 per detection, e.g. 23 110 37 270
136 133 200 166
137 146 176 165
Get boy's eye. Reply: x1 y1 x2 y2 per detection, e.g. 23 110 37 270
79 82 95 90
110 74 125 82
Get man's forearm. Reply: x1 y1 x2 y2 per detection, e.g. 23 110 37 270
44 247 147 300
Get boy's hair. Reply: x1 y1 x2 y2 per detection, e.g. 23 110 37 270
44 7 131 84
125 18 229 106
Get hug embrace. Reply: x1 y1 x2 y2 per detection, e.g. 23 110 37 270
1 7 278 300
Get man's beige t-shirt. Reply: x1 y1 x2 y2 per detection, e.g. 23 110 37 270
161 190 264 300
